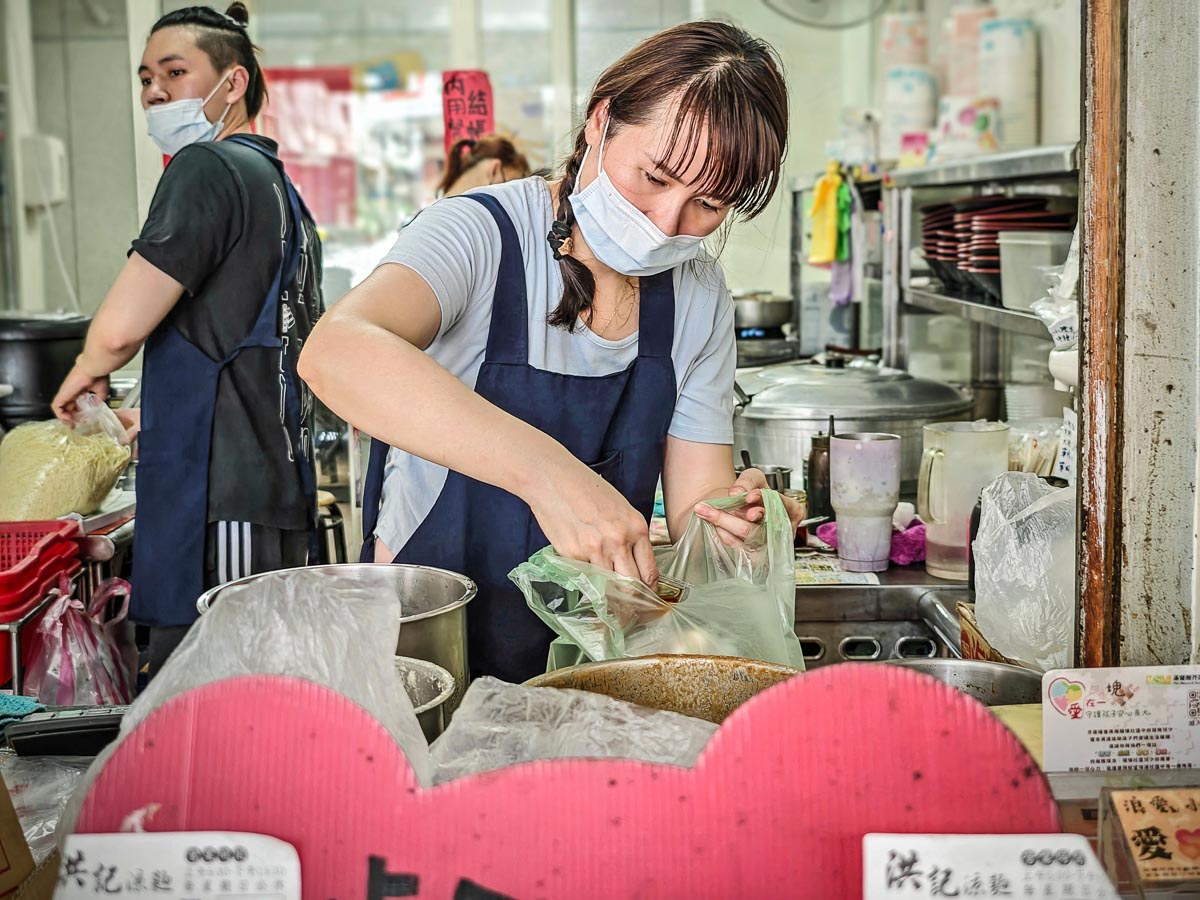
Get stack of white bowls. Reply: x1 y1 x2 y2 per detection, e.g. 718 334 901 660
978 18 1040 148
948 5 998 96
877 13 928 106
880 65 938 161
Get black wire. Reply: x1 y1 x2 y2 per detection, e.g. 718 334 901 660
762 0 893 30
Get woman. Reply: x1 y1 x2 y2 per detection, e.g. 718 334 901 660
439 134 531 198
299 21 797 682
51 3 322 674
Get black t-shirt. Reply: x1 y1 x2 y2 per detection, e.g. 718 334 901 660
131 134 323 530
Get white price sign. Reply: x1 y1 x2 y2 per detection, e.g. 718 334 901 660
56 833 300 899
863 834 1117 899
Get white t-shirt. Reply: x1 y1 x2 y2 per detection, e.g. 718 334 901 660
374 176 735 553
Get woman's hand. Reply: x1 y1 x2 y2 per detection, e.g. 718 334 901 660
694 467 804 547
526 457 659 587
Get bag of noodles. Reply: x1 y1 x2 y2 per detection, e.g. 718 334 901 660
0 394 131 520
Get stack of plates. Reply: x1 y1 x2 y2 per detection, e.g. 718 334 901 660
920 197 1075 301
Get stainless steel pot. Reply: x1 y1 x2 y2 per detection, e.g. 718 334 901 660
395 656 456 741
733 294 794 330
734 362 972 495
883 659 1041 707
196 563 477 714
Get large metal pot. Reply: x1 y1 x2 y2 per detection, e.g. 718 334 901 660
883 659 1041 707
734 361 972 495
196 563 476 713
395 656 456 741
0 312 90 429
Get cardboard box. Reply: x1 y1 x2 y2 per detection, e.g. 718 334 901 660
958 600 1019 665
0 772 46 900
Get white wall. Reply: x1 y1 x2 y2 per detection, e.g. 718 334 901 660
31 0 143 314
695 2 853 296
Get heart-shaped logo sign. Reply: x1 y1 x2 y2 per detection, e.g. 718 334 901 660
1178 829 1200 861
76 667 1060 899
1047 676 1086 715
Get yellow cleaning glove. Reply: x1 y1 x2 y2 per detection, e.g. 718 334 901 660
808 161 843 266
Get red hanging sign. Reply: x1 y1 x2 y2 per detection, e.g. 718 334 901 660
441 69 494 155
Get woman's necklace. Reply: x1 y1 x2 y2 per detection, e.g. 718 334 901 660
595 277 640 335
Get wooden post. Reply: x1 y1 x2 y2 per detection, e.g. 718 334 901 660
1078 0 1126 666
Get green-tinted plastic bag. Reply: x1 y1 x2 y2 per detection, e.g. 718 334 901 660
510 491 805 672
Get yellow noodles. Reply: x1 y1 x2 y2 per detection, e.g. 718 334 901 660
0 421 131 520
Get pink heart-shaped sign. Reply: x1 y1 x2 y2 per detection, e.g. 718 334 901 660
1047 676 1086 715
75 665 1059 899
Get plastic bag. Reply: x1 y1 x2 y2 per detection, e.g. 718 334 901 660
23 577 135 707
58 570 433 844
511 491 806 670
1030 225 1080 350
429 677 718 785
0 756 91 863
0 394 130 520
973 473 1077 671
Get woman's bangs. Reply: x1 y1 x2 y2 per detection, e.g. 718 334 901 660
655 79 783 218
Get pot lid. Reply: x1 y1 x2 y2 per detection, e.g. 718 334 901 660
736 361 970 420
0 311 91 341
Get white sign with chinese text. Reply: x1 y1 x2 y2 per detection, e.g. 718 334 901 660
863 833 1117 899
56 832 300 899
1042 666 1200 773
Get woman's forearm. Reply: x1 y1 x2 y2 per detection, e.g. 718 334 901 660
299 315 579 505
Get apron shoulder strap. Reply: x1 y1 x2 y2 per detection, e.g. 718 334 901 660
459 193 529 366
636 268 676 360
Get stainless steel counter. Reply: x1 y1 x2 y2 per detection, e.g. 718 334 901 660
794 566 969 667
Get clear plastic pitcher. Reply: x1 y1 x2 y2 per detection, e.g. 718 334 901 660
918 421 1010 580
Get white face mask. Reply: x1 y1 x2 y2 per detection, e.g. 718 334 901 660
144 69 235 157
568 121 705 277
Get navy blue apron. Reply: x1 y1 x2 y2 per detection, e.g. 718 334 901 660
360 193 677 682
131 136 317 627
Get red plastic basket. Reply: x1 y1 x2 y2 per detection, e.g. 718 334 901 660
5 557 83 690
0 521 82 599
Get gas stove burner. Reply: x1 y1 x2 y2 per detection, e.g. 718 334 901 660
736 336 797 369
737 326 786 341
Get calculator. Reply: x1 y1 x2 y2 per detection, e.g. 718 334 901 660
5 705 127 757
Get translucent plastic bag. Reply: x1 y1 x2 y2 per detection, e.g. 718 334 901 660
0 394 130 520
511 491 805 670
429 677 718 784
973 473 1077 672
0 756 91 863
23 576 135 707
59 571 433 844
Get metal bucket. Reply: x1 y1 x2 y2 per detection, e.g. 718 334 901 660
882 659 1041 707
196 563 476 714
395 656 455 741
525 654 801 724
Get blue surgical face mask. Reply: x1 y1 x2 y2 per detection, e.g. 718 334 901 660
568 121 705 277
144 70 235 157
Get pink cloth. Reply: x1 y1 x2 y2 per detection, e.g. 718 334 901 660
815 521 927 566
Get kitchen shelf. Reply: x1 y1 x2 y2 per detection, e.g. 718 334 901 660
888 143 1079 188
901 286 1050 338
